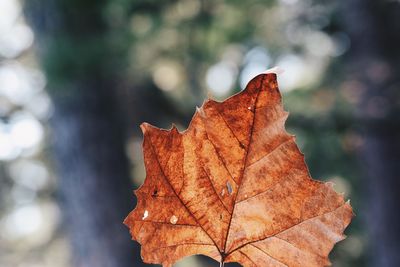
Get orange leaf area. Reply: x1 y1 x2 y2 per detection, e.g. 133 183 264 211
124 73 353 267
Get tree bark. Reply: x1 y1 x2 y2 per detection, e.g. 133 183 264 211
342 1 400 266
51 82 142 267
24 1 148 266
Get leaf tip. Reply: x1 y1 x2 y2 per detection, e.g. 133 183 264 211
345 199 355 215
196 106 206 118
264 66 285 75
171 123 179 133
140 122 151 133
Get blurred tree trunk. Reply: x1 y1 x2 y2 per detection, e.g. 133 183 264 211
24 1 146 267
342 1 400 266
50 81 141 267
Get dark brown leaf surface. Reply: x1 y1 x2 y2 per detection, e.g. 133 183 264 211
124 73 353 267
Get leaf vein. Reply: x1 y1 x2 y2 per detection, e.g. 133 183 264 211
250 244 288 267
228 203 347 255
223 75 266 252
202 167 232 214
147 135 220 250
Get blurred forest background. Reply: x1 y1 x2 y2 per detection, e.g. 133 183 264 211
0 0 399 266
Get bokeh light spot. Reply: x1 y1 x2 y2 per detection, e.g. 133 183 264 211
206 62 237 97
153 61 183 92
10 114 44 150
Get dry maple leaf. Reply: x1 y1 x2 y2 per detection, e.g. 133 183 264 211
124 73 353 267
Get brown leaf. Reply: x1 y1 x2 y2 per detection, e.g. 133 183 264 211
124 73 353 267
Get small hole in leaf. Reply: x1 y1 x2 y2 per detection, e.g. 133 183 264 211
142 210 149 220
220 189 225 197
227 181 233 195
170 215 178 224
152 189 158 197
